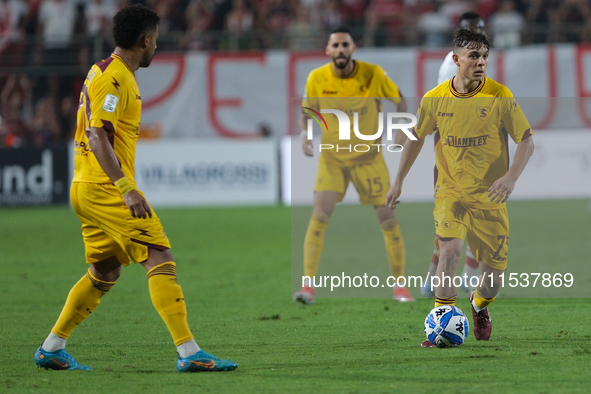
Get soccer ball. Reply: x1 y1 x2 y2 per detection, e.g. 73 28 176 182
424 305 469 347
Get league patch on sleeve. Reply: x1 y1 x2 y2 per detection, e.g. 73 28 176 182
102 94 119 113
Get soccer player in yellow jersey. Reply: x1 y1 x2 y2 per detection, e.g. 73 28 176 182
34 5 237 372
420 12 487 298
386 28 535 345
293 26 414 305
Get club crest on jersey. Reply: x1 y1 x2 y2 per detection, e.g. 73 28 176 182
476 106 490 121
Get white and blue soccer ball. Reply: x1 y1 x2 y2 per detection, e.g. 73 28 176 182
424 305 469 347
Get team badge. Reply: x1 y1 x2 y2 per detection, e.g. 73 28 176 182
476 106 490 120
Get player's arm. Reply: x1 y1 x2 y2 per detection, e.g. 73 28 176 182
87 127 152 219
299 112 313 157
489 95 535 203
300 77 318 157
385 136 425 209
386 95 436 209
86 74 150 219
488 135 534 204
394 96 409 146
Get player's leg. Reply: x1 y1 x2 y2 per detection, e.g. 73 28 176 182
48 256 121 346
35 256 121 370
348 155 412 301
303 190 340 280
374 205 413 302
421 248 439 297
431 197 470 307
460 244 480 292
468 263 503 341
141 249 237 372
420 237 463 348
294 190 340 304
433 237 463 307
424 243 478 295
472 263 504 308
466 208 509 340
96 185 236 371
295 154 346 304
421 197 470 347
36 183 126 370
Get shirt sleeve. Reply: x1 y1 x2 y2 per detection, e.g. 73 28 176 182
500 96 533 143
88 73 126 133
413 96 437 139
377 67 402 104
301 74 318 112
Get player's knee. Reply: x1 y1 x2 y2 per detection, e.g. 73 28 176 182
375 206 395 223
310 210 331 224
379 215 398 230
99 268 120 283
149 248 175 264
91 260 122 282
107 267 122 282
438 247 462 265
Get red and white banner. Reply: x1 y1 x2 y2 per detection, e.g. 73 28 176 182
136 44 591 139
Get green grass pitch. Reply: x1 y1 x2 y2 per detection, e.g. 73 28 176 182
0 200 590 393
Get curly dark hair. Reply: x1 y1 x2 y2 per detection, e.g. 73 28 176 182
113 4 160 50
452 28 490 53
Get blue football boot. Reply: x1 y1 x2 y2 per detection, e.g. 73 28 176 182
177 350 238 372
35 347 92 371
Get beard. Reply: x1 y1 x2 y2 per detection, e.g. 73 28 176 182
139 50 155 68
332 55 351 69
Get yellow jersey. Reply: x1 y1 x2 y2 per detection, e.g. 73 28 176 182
302 60 402 162
72 53 142 185
415 77 532 209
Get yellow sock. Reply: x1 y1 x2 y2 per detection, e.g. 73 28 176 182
52 269 115 339
435 296 457 307
303 212 329 279
147 262 193 346
474 289 495 309
380 217 405 279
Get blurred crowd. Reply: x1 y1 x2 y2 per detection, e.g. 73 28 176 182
1 0 590 148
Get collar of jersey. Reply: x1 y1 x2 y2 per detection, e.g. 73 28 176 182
111 53 135 75
330 60 359 79
449 76 485 98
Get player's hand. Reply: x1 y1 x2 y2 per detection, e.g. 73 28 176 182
385 181 402 209
302 138 313 157
487 175 516 204
123 189 153 219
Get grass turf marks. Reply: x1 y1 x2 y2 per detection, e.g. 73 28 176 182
0 201 589 393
